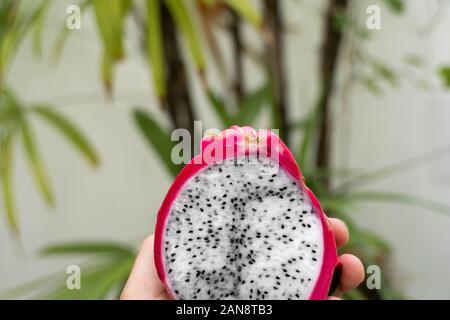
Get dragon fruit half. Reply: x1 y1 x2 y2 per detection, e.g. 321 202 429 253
154 126 338 300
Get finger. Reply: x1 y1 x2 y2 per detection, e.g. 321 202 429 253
338 254 365 292
327 296 341 300
121 235 169 300
328 218 349 248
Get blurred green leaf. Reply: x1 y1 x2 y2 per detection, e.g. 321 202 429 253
48 257 133 299
439 66 450 88
343 288 366 300
52 21 70 62
21 121 54 204
41 242 134 257
296 90 325 169
134 109 180 177
234 84 269 126
345 191 450 216
92 0 129 93
0 25 17 82
207 84 269 128
32 0 51 57
332 10 349 32
290 117 311 131
0 87 22 122
197 0 226 77
0 270 65 299
147 0 166 98
372 61 397 87
0 1 50 81
335 143 450 191
101 50 114 95
297 116 315 169
0 90 99 234
40 242 134 299
165 0 205 70
120 0 133 19
3 241 136 299
52 0 91 62
0 0 19 81
34 105 99 167
0 88 21 232
383 0 405 13
199 0 217 6
404 54 424 68
361 230 391 253
224 0 262 28
0 132 18 233
92 0 124 60
207 90 233 127
362 77 382 96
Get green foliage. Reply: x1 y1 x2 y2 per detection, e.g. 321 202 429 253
92 0 130 93
31 0 50 57
371 61 397 87
146 0 165 98
92 0 127 60
0 130 17 232
342 191 450 216
208 91 234 127
383 0 405 13
224 0 262 28
3 0 449 301
0 0 264 232
165 0 205 71
235 85 270 126
41 242 135 300
439 66 450 88
361 60 398 96
1 242 136 299
332 9 349 32
208 84 270 128
296 91 326 169
134 109 181 177
334 144 450 191
40 242 133 256
34 106 99 167
0 1 44 82
0 88 98 233
21 121 54 204
295 73 450 300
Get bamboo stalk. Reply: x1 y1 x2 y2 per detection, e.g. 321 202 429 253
264 0 289 145
230 10 244 105
161 3 196 151
316 0 349 187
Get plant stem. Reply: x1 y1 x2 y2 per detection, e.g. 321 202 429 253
161 3 196 149
264 0 289 145
230 10 244 105
316 0 349 187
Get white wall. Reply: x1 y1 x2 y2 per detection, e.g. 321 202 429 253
1 0 450 299
333 0 450 298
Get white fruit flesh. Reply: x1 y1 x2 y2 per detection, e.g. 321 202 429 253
163 157 324 300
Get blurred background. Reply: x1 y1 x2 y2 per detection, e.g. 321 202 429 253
1 0 450 299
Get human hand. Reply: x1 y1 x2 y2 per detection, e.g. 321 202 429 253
120 218 364 300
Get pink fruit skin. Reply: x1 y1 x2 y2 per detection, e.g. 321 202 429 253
154 126 338 300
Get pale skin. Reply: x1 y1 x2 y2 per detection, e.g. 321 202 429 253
121 217 365 300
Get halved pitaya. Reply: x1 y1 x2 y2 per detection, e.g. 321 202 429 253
154 126 338 300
